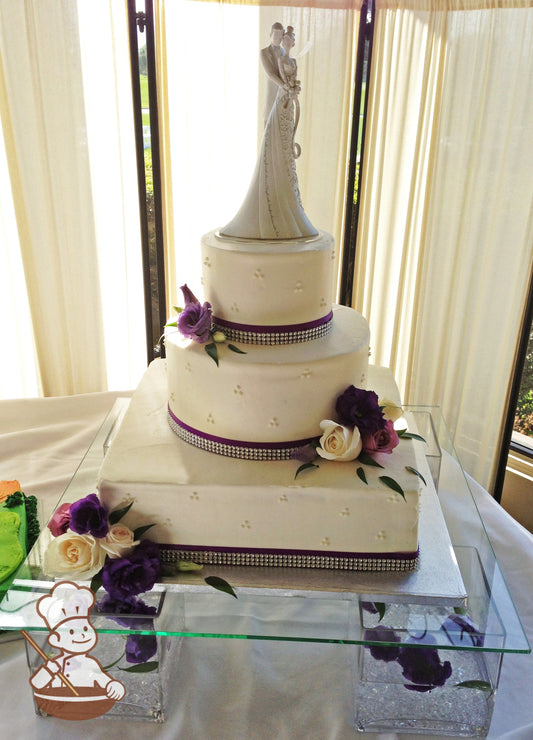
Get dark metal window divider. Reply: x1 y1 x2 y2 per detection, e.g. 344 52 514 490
127 0 166 364
339 0 375 307
493 265 533 501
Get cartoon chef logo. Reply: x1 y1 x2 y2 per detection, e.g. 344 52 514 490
25 581 125 721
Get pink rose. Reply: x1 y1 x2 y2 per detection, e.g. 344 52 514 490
361 419 399 455
47 502 71 537
100 524 139 559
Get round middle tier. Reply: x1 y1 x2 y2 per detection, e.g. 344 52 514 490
165 304 370 458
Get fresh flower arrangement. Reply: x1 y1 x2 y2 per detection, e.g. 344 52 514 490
165 284 246 366
363 602 490 694
44 495 161 670
292 385 425 499
43 494 236 672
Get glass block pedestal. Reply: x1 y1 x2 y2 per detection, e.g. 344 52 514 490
354 643 497 736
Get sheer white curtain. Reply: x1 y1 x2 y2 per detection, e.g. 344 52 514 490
0 0 145 399
155 0 360 307
355 0 533 489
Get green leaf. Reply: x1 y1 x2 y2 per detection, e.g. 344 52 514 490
405 466 427 486
172 305 183 314
120 661 159 673
375 602 387 621
358 452 384 468
161 560 205 577
176 560 204 572
90 570 103 595
455 680 493 692
165 320 178 328
379 476 406 501
108 501 134 525
133 523 155 539
295 462 319 479
356 467 368 484
103 648 127 671
398 430 426 443
227 344 247 355
453 605 468 615
205 575 238 599
205 342 219 366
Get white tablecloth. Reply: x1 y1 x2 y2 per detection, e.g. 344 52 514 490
1 391 532 739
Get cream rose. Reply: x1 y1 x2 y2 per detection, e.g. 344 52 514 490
100 524 139 559
380 398 404 423
43 533 107 580
316 420 362 461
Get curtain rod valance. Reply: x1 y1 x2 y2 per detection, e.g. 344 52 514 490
376 0 533 9
183 0 364 9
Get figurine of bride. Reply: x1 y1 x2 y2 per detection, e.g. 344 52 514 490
221 26 317 240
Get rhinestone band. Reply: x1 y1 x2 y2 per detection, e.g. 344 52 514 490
168 409 314 460
213 321 332 346
212 311 333 346
160 548 419 572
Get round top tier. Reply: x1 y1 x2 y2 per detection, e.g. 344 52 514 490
201 230 334 345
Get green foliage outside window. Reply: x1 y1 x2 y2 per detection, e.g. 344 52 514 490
514 328 533 438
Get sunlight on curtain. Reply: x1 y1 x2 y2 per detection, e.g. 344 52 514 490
0 0 146 398
0 116 40 398
355 0 533 489
155 0 359 308
77 0 146 392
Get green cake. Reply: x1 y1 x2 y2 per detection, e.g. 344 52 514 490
0 481 39 600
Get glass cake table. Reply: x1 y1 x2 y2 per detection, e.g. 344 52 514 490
0 400 530 733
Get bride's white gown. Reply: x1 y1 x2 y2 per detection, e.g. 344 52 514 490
221 58 317 240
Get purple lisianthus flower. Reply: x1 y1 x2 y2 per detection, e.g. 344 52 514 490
290 444 318 464
69 493 109 539
177 284 213 344
364 626 402 662
335 386 386 435
440 614 484 648
180 283 200 306
397 636 452 692
125 634 158 664
97 595 157 629
102 540 161 601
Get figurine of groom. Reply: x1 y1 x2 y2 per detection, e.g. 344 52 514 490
260 22 286 125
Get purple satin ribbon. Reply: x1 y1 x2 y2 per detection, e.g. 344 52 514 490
168 405 316 451
213 310 333 335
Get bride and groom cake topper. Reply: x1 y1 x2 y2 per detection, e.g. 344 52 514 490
220 23 318 241
260 22 300 126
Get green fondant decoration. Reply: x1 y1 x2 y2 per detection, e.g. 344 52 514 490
0 510 24 582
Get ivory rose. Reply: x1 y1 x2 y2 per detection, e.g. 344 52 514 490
43 532 107 580
316 420 362 461
100 524 139 559
380 398 404 423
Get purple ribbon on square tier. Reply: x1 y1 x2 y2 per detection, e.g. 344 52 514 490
212 310 333 345
160 544 420 571
168 406 317 461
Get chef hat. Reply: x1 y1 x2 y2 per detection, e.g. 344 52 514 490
37 581 95 632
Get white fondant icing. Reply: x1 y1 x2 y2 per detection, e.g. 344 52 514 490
98 361 420 560
165 305 370 445
201 230 333 328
